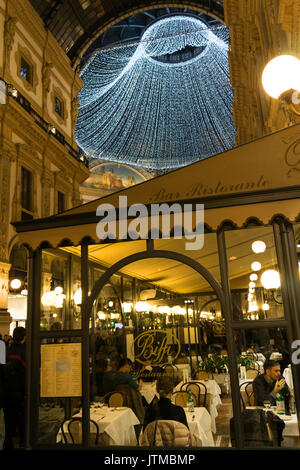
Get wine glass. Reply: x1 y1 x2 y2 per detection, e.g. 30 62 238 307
263 400 271 409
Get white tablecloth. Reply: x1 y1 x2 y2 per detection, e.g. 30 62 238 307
185 407 214 447
58 407 140 446
173 380 222 433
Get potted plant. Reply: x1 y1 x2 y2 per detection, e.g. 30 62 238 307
237 355 255 369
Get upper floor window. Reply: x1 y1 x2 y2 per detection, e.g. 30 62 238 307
21 166 33 220
54 96 64 117
57 191 65 213
20 57 32 84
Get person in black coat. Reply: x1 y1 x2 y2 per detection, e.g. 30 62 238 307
253 360 290 409
3 327 26 450
143 375 189 430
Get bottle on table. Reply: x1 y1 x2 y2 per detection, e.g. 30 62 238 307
289 390 296 414
187 390 194 413
276 390 285 414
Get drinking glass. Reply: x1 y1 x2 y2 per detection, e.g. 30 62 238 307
263 400 271 409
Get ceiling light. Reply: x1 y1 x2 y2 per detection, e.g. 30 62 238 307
54 286 63 295
10 278 22 289
262 303 270 311
250 273 258 281
260 270 281 289
249 281 256 288
251 262 262 271
251 241 266 253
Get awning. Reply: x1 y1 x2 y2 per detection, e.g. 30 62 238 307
12 122 300 251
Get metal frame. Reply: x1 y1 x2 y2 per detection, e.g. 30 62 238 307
23 214 300 450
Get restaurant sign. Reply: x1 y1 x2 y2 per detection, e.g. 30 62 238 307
134 329 181 366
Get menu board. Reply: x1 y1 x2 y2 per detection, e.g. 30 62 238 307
41 343 82 397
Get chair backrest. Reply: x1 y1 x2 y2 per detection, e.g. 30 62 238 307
141 420 193 447
239 381 255 408
180 381 207 407
196 371 209 380
104 391 128 407
245 368 259 379
171 390 196 408
67 417 99 445
115 383 145 424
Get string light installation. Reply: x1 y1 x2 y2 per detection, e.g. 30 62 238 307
76 15 236 170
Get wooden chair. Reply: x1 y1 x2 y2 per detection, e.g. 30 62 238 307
245 368 259 379
171 390 196 408
67 417 100 445
239 381 255 409
103 391 128 407
196 370 209 381
181 382 208 407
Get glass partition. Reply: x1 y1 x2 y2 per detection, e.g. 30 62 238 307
225 226 284 321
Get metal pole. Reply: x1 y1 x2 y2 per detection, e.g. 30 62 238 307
273 220 300 432
81 242 90 447
217 229 245 449
26 248 42 448
185 302 193 378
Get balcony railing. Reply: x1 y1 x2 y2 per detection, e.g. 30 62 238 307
1 80 89 168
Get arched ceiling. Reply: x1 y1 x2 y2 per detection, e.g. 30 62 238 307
29 0 224 65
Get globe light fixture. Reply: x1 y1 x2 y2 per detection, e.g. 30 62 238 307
249 281 256 288
41 290 57 307
262 303 270 311
260 269 281 289
54 286 63 295
135 301 150 312
73 288 82 305
251 262 262 271
10 278 21 289
251 241 266 253
250 273 258 281
262 55 300 115
122 302 133 313
249 287 255 293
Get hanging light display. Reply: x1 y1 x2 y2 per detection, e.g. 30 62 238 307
251 261 262 272
76 16 235 170
260 269 281 289
251 240 266 253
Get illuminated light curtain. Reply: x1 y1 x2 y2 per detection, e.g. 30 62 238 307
76 16 236 170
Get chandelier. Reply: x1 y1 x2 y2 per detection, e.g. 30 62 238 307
76 15 236 170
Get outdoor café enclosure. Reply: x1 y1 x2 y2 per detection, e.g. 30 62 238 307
13 123 300 449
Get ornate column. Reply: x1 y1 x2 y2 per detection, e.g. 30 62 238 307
3 15 17 79
0 148 12 332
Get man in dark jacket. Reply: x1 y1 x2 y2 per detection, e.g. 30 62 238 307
3 327 26 450
253 359 290 408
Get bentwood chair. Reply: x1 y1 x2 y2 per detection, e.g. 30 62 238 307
171 390 197 408
103 391 128 407
239 381 255 409
245 368 259 379
196 370 209 381
182 382 208 407
67 417 100 445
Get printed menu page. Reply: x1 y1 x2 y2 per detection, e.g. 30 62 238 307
41 343 82 397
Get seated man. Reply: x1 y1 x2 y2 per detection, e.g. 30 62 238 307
111 358 141 391
253 359 290 408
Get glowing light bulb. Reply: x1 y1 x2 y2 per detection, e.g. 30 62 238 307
251 262 262 272
251 241 266 253
250 273 258 281
262 55 300 99
260 270 281 289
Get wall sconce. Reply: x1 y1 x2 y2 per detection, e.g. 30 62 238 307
73 288 82 305
262 55 300 115
10 278 22 289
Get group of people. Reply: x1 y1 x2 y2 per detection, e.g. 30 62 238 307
106 356 292 446
0 327 26 450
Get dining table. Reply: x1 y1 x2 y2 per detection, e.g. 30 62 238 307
57 406 140 446
173 379 222 433
184 407 215 447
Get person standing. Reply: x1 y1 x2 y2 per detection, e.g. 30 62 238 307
3 327 26 450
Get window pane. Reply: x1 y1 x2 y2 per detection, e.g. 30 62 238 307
225 226 284 321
